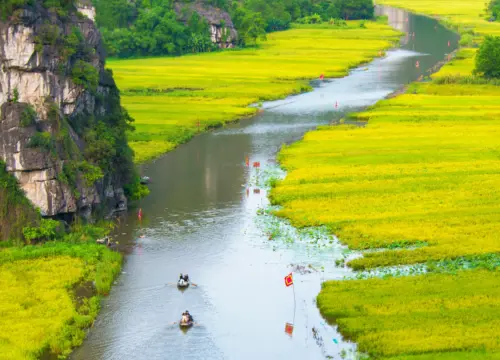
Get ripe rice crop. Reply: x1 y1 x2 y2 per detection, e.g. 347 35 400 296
317 269 500 359
268 1 500 359
108 22 401 162
0 241 121 359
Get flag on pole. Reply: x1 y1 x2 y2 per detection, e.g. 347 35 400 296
285 323 294 336
284 273 294 287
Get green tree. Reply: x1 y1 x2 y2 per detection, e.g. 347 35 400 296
335 0 374 20
474 36 500 78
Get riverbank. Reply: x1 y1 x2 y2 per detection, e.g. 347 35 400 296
0 225 121 360
271 1 500 358
108 21 401 163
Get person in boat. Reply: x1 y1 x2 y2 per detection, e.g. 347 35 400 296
183 274 189 282
179 273 184 281
185 310 193 322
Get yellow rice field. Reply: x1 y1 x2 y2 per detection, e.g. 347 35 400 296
272 1 500 270
318 269 500 359
0 257 84 360
269 1 500 359
108 22 401 162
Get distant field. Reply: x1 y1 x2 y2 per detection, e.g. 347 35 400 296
270 1 500 359
108 22 401 162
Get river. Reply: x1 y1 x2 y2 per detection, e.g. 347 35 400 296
72 7 458 360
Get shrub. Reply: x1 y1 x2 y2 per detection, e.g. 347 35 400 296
71 60 99 92
22 218 60 243
20 105 37 127
12 88 19 103
27 132 55 152
474 36 500 78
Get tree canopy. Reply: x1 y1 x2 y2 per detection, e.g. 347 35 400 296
92 0 375 58
474 36 500 79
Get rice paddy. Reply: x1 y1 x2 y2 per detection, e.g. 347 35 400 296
108 22 401 162
318 269 500 359
267 1 500 358
0 241 122 359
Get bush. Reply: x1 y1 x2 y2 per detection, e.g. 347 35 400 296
71 60 99 92
22 219 60 243
474 36 500 78
28 132 55 152
20 105 37 127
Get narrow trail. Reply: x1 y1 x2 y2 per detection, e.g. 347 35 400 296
72 7 459 360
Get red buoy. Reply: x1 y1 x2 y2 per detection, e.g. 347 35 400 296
416 61 420 68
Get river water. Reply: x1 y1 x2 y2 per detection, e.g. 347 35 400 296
72 7 458 360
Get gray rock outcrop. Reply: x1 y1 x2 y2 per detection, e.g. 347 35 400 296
174 2 238 48
0 2 131 220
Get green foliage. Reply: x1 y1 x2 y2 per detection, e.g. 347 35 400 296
334 0 374 20
27 131 55 152
474 36 500 79
71 60 99 92
20 104 37 127
123 175 150 201
22 219 60 243
0 0 31 20
12 88 19 103
78 161 104 187
0 160 40 242
489 0 500 21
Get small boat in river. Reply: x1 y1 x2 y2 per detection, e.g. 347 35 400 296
179 314 194 328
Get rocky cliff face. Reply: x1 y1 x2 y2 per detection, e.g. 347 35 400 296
174 2 238 48
0 1 133 226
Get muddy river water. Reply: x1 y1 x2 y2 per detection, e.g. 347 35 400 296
72 7 458 360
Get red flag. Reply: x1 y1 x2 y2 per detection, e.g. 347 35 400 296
285 323 294 336
284 273 293 287
253 161 260 168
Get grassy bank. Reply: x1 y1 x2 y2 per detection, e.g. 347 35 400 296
108 21 401 163
0 226 121 360
270 0 500 358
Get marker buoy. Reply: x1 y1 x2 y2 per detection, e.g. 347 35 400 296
138 208 143 220
319 74 324 80
416 61 420 68
245 156 249 167
448 40 451 47
335 101 339 109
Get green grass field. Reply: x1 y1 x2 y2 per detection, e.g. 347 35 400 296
108 22 401 162
0 231 121 360
269 1 500 358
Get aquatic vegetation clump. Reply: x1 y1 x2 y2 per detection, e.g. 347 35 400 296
109 22 401 162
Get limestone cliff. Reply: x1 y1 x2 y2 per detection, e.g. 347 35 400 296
174 1 238 48
0 0 134 235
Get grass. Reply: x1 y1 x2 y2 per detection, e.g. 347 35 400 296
0 226 122 359
108 21 401 162
266 1 500 359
